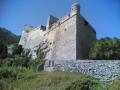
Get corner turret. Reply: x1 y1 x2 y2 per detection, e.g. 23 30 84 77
70 3 80 16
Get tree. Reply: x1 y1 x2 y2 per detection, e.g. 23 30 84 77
89 37 120 60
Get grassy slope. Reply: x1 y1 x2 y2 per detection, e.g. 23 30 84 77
10 71 105 90
0 67 120 90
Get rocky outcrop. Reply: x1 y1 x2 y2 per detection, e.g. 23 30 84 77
44 60 120 82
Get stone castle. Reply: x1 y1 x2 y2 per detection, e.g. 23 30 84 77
19 3 120 82
19 3 96 60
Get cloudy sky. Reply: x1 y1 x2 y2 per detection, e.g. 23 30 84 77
0 0 120 38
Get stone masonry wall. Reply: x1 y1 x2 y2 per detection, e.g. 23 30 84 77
19 3 96 60
46 15 77 60
76 15 96 59
44 60 120 82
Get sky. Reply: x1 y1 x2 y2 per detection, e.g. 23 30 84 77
0 0 120 38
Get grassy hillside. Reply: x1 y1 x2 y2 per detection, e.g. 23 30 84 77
0 58 120 90
0 27 20 45
0 68 104 90
0 67 120 90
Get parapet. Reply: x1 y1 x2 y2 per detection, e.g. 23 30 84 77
46 15 59 29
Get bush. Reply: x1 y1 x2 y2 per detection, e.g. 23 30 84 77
89 37 120 60
12 44 23 56
27 59 45 71
0 58 13 67
65 78 105 90
0 67 27 80
0 57 45 71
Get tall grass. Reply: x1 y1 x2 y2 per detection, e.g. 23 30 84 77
0 58 120 90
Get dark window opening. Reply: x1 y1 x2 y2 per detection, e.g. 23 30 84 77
64 28 67 31
84 20 88 26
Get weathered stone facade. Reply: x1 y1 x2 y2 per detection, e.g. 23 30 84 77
19 3 96 60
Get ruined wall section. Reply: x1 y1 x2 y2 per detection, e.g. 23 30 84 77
76 15 96 59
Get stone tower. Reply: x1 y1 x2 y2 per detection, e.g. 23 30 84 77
71 3 80 16
45 3 96 60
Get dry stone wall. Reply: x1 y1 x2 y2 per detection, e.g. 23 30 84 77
44 60 120 82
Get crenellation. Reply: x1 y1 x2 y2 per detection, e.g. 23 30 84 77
59 14 70 24
47 15 59 29
49 21 60 30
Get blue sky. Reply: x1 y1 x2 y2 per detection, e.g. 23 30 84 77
0 0 120 38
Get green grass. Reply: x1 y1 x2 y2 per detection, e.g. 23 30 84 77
10 72 93 90
3 70 105 90
0 66 120 90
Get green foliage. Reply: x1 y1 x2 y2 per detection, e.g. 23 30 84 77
27 59 45 71
89 37 120 60
0 27 20 45
0 57 29 68
0 68 120 90
37 47 46 59
0 56 44 72
10 72 104 90
0 58 13 67
12 44 23 56
0 80 13 90
0 66 27 80
0 40 8 59
65 78 105 90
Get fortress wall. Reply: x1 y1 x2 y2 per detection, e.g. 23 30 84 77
76 15 96 59
59 14 70 23
24 29 47 49
45 14 70 32
50 15 77 60
19 31 29 48
44 26 60 60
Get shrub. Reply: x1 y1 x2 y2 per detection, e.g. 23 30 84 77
0 58 13 67
0 56 45 71
27 58 45 71
12 44 23 56
0 67 27 80
65 78 104 90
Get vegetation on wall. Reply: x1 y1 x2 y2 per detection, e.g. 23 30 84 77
89 37 120 60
